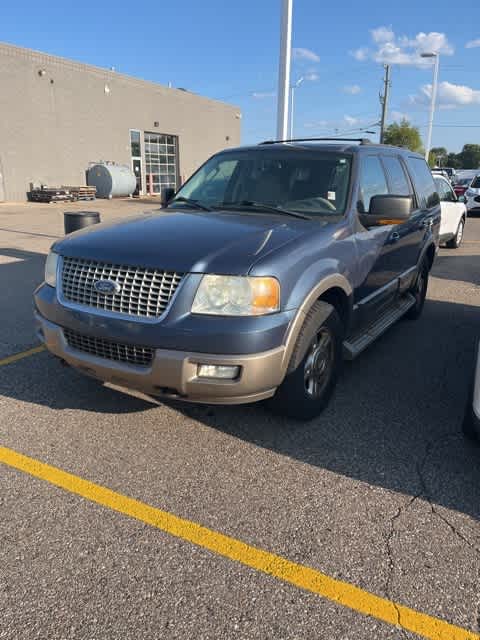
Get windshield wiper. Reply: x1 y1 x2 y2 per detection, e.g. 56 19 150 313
219 200 310 220
168 197 210 212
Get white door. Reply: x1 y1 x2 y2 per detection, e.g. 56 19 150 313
435 177 465 239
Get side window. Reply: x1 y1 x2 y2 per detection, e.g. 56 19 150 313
359 156 389 212
435 179 456 203
406 157 439 209
382 156 411 196
444 183 457 202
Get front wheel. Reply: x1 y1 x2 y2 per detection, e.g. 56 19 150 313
267 301 343 421
405 259 429 321
446 219 465 249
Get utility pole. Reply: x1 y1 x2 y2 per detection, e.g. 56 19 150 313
379 64 391 144
276 0 293 140
421 52 440 162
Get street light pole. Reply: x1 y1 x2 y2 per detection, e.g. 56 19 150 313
421 52 439 162
290 77 304 139
276 0 293 140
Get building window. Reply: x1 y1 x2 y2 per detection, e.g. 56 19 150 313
130 130 141 158
144 132 179 195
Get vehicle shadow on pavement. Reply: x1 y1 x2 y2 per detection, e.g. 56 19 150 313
432 253 480 287
1 245 479 518
175 296 480 522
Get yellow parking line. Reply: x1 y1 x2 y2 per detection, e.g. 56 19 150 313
0 345 45 367
0 445 478 640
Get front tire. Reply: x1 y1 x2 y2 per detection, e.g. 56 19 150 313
405 259 429 321
446 219 464 249
267 301 343 421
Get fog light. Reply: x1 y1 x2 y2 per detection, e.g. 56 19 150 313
197 364 240 380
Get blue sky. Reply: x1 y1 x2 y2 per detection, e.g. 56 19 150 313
2 0 479 152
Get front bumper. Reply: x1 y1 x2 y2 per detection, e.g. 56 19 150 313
35 312 286 404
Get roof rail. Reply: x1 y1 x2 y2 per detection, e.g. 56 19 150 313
259 137 372 145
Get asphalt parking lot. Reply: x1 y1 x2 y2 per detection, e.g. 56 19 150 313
0 201 479 640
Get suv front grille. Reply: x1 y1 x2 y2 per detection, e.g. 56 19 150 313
61 257 183 318
64 328 154 367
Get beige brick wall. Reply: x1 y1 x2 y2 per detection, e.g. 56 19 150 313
0 43 241 201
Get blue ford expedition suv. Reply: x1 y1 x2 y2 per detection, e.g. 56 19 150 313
34 138 440 420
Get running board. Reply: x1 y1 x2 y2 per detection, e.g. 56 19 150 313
343 294 416 360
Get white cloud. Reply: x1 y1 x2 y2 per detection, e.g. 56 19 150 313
410 81 480 108
352 27 454 65
343 84 361 94
293 47 320 63
304 71 319 81
466 38 480 49
352 47 369 61
251 91 275 99
371 26 394 43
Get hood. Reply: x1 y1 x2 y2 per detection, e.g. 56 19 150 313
53 209 311 274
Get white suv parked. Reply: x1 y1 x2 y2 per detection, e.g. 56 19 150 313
434 175 467 248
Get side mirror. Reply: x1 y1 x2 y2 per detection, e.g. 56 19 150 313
360 195 413 228
161 187 175 206
458 195 466 204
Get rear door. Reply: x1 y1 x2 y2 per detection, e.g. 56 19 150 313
434 176 463 239
405 156 441 253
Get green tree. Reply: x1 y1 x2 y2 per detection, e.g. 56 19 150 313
383 119 423 153
458 144 480 169
446 153 462 169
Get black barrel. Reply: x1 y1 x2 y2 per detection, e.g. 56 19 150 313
64 211 101 234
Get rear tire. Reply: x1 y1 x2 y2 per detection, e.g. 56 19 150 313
267 301 343 421
446 219 464 249
405 259 429 321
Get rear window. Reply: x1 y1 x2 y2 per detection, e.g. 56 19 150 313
406 157 439 209
382 156 411 196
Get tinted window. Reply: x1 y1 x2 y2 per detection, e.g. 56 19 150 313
406 157 439 209
130 130 141 157
434 178 456 202
383 156 410 196
359 156 388 211
174 151 352 217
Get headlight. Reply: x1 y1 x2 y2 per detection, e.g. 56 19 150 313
44 252 58 287
192 275 280 316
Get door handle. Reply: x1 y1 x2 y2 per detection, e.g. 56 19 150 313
390 231 400 242
422 218 433 228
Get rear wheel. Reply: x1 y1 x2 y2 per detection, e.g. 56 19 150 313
267 301 343 421
405 259 429 321
446 218 464 249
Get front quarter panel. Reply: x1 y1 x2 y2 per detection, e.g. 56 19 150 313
249 220 355 311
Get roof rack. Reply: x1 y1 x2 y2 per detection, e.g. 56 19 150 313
259 137 372 145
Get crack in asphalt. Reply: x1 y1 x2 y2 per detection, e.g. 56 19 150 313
385 435 480 634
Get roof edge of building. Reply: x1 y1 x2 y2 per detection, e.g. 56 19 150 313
0 40 240 112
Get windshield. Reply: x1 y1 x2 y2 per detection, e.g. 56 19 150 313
172 149 352 217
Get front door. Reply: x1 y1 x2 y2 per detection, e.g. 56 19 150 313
132 158 142 196
354 154 418 322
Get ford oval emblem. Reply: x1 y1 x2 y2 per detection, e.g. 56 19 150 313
93 279 120 295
